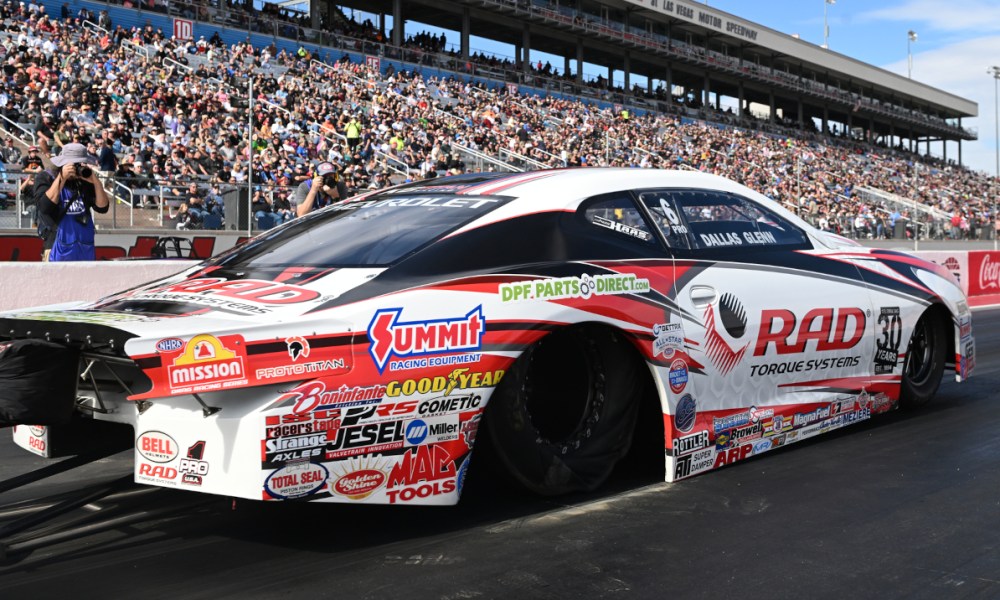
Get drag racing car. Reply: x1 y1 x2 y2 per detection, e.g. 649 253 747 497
0 168 975 504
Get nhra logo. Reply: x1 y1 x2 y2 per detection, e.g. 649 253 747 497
155 337 184 353
368 306 485 374
167 334 247 392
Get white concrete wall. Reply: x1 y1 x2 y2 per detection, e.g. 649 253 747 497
0 260 199 311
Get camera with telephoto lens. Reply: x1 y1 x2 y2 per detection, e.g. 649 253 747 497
322 172 339 188
78 166 93 179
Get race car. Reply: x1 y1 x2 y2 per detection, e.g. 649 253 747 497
0 168 975 504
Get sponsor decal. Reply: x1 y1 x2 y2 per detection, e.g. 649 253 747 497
264 433 327 463
767 415 792 436
387 368 504 397
286 336 310 361
713 443 753 468
874 307 902 375
332 469 387 500
668 359 688 394
405 419 429 445
674 447 715 478
254 358 348 380
653 322 683 358
675 394 697 432
753 307 866 356
793 406 832 427
166 334 248 394
461 413 481 449
703 293 749 375
156 338 184 353
592 214 652 240
712 406 771 434
141 277 321 315
727 421 764 446
29 425 45 437
830 397 856 416
179 441 209 485
750 356 860 377
264 461 329 500
751 439 773 455
7 311 163 324
405 416 460 446
386 445 457 504
265 411 340 439
672 430 709 457
498 273 651 303
137 431 179 463
418 394 482 416
368 306 485 374
325 421 405 460
137 462 178 483
279 381 386 414
389 354 482 372
329 457 390 500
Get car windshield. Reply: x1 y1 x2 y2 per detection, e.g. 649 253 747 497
209 194 508 268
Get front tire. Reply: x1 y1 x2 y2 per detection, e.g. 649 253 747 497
482 326 643 495
899 309 947 408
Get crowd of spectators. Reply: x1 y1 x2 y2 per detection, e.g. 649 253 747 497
0 1 996 239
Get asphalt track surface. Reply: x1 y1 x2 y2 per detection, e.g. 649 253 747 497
0 309 998 600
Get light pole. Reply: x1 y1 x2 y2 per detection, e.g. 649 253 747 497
823 0 835 49
907 30 917 79
989 66 1000 249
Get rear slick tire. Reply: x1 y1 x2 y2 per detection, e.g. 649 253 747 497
482 326 643 496
899 309 947 408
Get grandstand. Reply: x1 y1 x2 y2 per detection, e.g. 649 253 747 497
0 0 994 242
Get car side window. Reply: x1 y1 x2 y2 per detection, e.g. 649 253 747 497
581 193 656 245
640 190 809 251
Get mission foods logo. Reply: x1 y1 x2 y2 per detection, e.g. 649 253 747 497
167 334 247 393
368 306 485 374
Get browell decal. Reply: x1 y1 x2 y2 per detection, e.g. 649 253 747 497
166 334 248 394
368 306 485 374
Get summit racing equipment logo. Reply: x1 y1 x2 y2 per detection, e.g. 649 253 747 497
166 334 247 393
368 306 485 374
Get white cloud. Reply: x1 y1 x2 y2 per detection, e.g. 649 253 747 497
882 34 1000 174
859 0 1000 33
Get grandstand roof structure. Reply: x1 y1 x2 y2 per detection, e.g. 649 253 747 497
336 0 977 161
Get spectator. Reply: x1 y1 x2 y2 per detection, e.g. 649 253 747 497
33 143 109 261
295 161 346 216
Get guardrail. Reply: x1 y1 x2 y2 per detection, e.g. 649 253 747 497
0 114 36 146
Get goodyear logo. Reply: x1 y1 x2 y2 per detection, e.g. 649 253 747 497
386 368 505 397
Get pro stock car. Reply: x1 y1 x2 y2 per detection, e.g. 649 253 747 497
0 168 974 504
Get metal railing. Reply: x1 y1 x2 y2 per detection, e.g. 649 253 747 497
0 114 36 146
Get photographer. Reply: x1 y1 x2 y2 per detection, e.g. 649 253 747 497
33 143 109 261
295 162 347 217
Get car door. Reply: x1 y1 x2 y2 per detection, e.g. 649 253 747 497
635 188 876 477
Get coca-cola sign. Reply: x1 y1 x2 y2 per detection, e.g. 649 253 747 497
979 253 1000 291
968 251 1000 297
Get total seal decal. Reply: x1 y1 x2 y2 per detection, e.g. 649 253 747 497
368 306 485 374
132 277 322 315
264 460 329 500
165 334 248 394
498 273 651 303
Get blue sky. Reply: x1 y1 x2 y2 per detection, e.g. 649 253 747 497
348 1 1000 176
